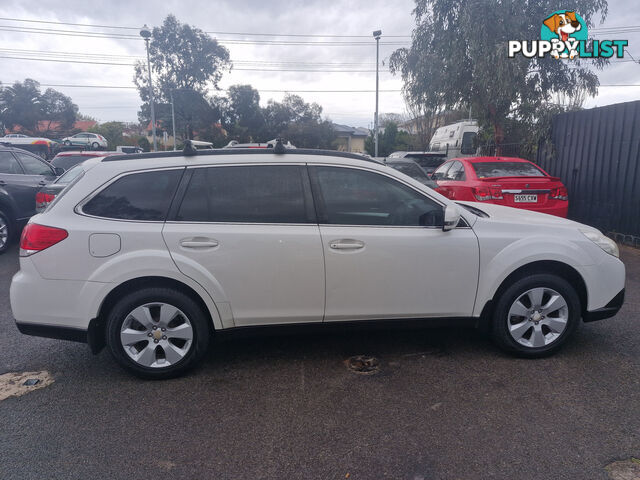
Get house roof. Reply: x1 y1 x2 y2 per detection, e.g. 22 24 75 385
8 120 97 134
332 123 370 137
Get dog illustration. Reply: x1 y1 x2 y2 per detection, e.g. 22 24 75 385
543 11 582 59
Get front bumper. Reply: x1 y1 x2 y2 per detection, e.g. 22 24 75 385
583 289 625 322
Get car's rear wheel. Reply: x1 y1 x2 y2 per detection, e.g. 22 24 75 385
106 288 210 379
0 211 13 254
491 274 580 357
91 142 100 150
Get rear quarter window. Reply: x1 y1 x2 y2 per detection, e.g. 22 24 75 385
82 169 183 221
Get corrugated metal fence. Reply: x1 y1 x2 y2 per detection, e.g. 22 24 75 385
537 100 640 243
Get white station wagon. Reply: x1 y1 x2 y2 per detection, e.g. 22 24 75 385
10 143 625 379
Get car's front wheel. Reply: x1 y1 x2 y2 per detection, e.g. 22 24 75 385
106 288 210 379
63 140 71 146
491 274 580 357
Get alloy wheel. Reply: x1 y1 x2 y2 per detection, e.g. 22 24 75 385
0 216 7 249
507 287 569 348
120 302 194 368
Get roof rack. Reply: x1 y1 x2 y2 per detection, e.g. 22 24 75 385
102 142 381 164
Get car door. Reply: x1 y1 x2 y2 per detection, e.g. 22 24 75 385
162 164 325 327
13 151 57 218
0 150 33 220
309 164 479 321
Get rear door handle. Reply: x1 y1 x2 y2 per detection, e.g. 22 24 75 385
329 239 365 250
180 239 219 249
0 180 5 186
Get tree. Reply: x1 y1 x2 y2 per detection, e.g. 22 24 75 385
364 120 415 157
0 79 78 135
222 85 265 142
134 15 231 142
0 79 43 133
390 0 608 151
40 88 78 133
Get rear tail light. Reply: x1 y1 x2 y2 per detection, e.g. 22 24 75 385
473 186 503 201
35 192 56 211
550 186 568 201
20 224 68 256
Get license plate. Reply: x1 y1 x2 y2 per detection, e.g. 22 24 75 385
514 194 537 203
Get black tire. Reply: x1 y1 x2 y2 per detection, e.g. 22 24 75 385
106 287 210 379
63 140 71 146
491 273 581 358
91 142 100 150
0 210 13 255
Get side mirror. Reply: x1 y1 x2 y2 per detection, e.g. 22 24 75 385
442 204 461 231
54 167 65 176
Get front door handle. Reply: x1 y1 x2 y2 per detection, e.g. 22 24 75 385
329 239 365 250
180 238 219 249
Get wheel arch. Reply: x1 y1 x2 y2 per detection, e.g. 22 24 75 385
89 275 218 354
479 260 588 325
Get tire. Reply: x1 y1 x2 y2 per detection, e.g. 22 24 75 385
106 287 210 379
91 142 100 150
491 273 581 358
0 210 13 254
63 140 71 146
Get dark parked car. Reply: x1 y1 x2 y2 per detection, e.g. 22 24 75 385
386 158 439 189
387 151 447 175
35 158 99 213
50 150 118 172
0 146 62 253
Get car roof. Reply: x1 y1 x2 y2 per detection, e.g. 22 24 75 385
55 151 118 157
102 148 380 165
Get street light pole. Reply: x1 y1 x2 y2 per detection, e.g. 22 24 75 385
373 30 382 158
140 25 157 152
170 90 177 151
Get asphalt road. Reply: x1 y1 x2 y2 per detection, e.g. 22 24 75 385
1 243 639 480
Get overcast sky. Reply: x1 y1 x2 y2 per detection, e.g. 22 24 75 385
1 0 638 128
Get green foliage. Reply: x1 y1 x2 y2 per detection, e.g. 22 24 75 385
0 79 78 135
364 120 416 157
89 122 125 148
390 0 608 146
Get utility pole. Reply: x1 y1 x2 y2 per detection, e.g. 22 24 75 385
373 30 382 158
170 90 177 151
140 25 157 152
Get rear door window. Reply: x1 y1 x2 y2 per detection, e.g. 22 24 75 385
0 151 23 174
443 161 466 181
82 169 183 221
15 152 55 176
176 165 312 224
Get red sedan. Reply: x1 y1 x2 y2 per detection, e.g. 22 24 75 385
432 157 569 218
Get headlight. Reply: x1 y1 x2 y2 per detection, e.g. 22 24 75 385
580 230 619 258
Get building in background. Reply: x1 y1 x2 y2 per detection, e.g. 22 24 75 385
332 123 369 153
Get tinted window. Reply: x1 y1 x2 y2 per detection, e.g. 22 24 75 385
443 161 466 181
472 161 545 178
388 162 430 182
52 154 90 171
177 166 310 223
55 164 85 185
15 153 54 176
83 169 182 220
461 132 476 154
314 166 442 226
406 154 446 169
0 151 23 174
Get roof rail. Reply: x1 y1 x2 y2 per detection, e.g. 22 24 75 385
102 147 382 164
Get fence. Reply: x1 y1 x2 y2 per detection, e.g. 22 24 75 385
536 100 640 243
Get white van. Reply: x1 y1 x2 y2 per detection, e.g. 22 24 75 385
429 120 479 159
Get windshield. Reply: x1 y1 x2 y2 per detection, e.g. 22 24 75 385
406 154 446 169
51 154 90 171
389 162 430 181
55 163 86 185
472 161 545 178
